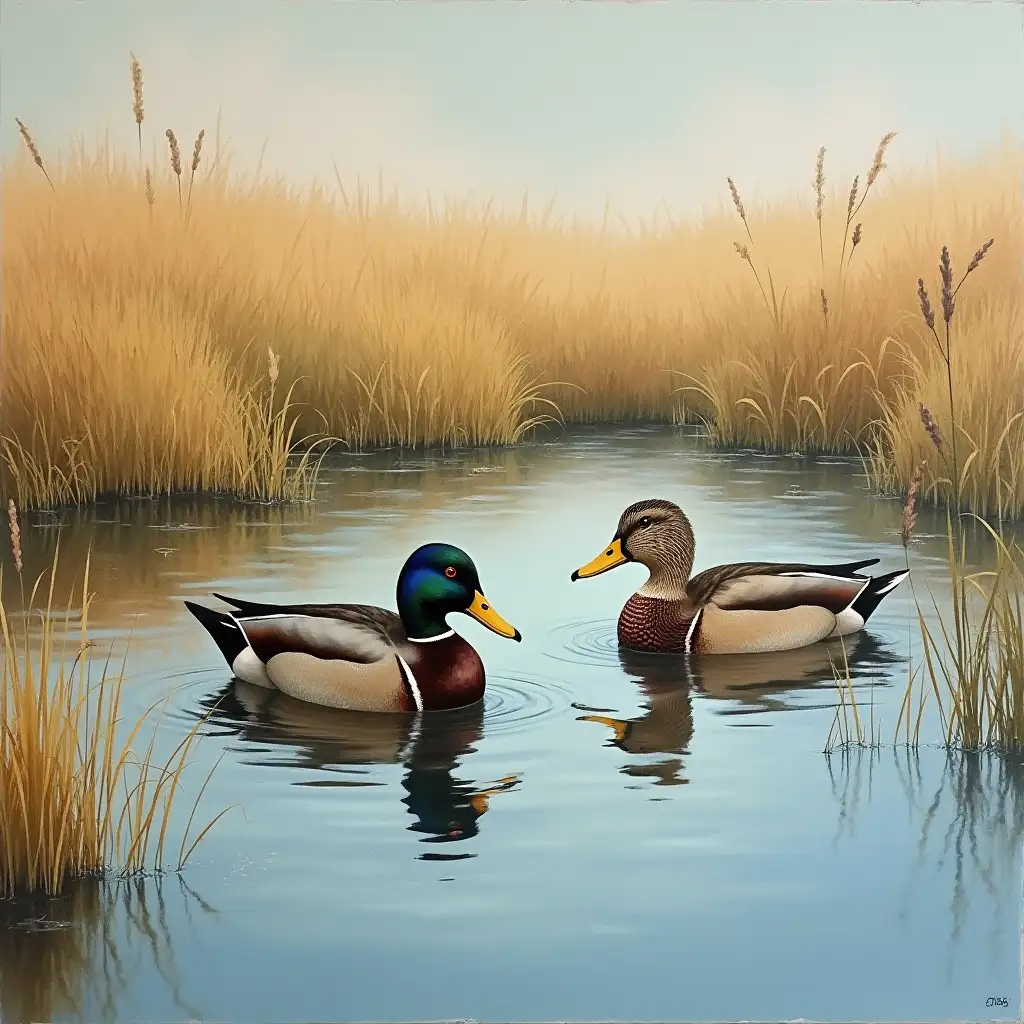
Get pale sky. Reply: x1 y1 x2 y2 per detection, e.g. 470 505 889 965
3 0 1023 220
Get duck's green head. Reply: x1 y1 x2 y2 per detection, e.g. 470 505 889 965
396 543 522 643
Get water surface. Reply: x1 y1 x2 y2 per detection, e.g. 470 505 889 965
2 426 1020 1022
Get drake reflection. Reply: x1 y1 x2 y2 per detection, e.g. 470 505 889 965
195 681 520 856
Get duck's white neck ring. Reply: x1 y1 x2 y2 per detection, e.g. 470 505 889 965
406 629 456 644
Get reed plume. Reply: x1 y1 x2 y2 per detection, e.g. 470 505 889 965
185 129 205 221
727 177 780 326
130 52 144 161
838 131 897 287
919 403 943 453
7 499 22 575
165 128 182 213
814 146 826 280
900 460 926 549
14 118 57 196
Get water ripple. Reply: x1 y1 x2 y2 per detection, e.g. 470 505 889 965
481 672 574 735
544 618 622 668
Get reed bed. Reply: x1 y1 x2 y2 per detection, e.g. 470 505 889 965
827 246 1024 754
2 56 1022 513
0 501 227 896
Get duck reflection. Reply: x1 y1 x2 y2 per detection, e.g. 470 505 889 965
579 633 902 787
195 682 520 855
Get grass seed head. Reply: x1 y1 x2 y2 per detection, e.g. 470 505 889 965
939 246 955 324
191 129 205 173
6 499 22 574
846 175 859 220
814 146 826 221
165 129 182 177
919 403 943 452
917 278 936 331
130 52 144 127
900 460 926 548
726 177 747 224
966 238 995 275
867 131 897 187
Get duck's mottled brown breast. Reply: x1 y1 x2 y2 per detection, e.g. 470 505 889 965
403 633 486 711
617 594 698 654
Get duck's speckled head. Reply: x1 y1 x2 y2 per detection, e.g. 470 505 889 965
570 499 696 580
397 543 522 643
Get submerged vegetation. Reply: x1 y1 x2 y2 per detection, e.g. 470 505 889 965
0 501 227 896
2 56 1021 513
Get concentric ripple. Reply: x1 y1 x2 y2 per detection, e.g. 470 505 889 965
480 672 574 736
544 618 622 668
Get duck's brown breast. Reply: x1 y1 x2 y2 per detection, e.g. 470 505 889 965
403 633 486 711
617 594 697 654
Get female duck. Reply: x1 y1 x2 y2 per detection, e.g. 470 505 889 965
185 542 520 713
570 498 908 655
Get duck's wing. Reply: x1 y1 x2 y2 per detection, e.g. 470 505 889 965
687 559 874 614
228 605 403 666
213 594 407 652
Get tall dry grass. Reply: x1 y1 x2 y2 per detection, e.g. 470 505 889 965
0 501 228 896
3 56 1022 513
827 246 1024 755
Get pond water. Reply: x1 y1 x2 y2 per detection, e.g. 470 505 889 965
1 425 1021 1023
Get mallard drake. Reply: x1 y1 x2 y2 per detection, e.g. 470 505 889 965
185 542 521 713
570 498 909 655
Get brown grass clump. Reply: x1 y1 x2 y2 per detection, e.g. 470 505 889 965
0 502 229 896
2 54 1022 514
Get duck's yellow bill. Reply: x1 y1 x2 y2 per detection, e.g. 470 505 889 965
466 591 522 642
578 714 630 743
571 537 628 581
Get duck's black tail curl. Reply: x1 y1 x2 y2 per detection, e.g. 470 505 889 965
851 568 911 624
184 600 248 668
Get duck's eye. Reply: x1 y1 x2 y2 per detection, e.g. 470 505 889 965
444 566 457 578
638 517 652 529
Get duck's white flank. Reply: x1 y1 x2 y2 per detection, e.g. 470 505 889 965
684 607 704 654
225 614 275 688
396 654 424 713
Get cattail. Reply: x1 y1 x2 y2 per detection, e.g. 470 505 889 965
939 246 955 325
820 288 829 318
866 131 897 187
901 460 926 548
733 241 751 262
919 403 943 452
166 128 183 213
813 146 826 222
917 278 936 331
130 52 144 160
14 117 57 195
846 176 859 221
7 499 22 575
965 238 994 276
268 348 280 387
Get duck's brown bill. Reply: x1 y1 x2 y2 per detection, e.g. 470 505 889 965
570 537 628 581
466 591 522 641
